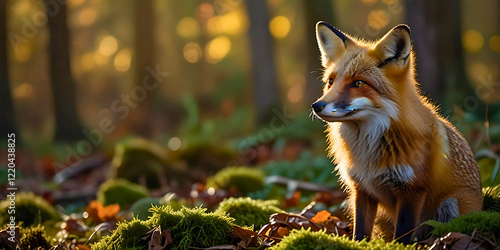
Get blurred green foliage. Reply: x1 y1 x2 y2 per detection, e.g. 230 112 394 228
97 178 149 208
0 192 60 227
206 166 265 195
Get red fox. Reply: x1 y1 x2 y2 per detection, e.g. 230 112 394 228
311 22 482 243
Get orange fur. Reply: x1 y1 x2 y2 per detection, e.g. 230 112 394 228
312 22 482 243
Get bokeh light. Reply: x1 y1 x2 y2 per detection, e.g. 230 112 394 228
99 35 118 57
14 83 33 99
269 16 291 39
68 0 85 8
183 42 202 63
288 84 303 103
13 44 31 62
489 35 500 53
168 137 182 151
113 49 132 72
462 29 484 53
176 17 200 39
367 10 389 30
361 0 378 5
78 7 97 26
80 52 95 72
206 36 231 64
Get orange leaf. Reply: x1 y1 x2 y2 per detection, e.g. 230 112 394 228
311 210 332 224
86 200 120 224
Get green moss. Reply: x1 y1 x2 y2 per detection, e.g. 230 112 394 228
206 166 264 194
483 185 500 212
271 229 415 250
20 225 51 249
129 197 161 220
149 206 234 249
92 217 152 250
111 137 170 188
97 178 149 208
216 197 284 228
0 192 60 227
425 211 500 240
93 205 235 249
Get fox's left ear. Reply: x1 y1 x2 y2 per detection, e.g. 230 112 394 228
374 24 412 67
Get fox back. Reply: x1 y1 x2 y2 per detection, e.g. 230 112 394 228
311 22 482 243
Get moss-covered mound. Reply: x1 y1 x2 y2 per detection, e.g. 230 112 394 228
93 205 235 249
271 228 415 250
206 166 265 194
97 178 149 208
20 225 51 249
111 137 172 188
0 192 60 227
426 211 500 240
216 197 284 228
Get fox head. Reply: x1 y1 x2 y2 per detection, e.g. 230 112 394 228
311 22 415 124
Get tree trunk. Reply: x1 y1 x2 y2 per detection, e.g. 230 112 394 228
0 0 17 138
246 0 280 125
132 0 156 138
406 0 474 111
303 0 335 105
45 0 83 142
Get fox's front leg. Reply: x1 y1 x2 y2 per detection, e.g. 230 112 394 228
353 186 378 241
394 193 425 243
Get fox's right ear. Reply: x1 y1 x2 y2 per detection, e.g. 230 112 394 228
316 21 349 67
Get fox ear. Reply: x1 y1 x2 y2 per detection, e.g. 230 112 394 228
316 21 349 67
374 24 412 67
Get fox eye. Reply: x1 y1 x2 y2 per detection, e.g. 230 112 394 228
328 78 333 86
353 80 365 87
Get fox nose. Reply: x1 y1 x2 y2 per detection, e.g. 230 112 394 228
312 101 327 112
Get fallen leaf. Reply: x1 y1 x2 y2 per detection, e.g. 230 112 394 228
86 200 120 224
311 210 332 224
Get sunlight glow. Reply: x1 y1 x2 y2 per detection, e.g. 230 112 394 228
78 7 97 26
68 0 86 8
463 29 484 53
80 52 95 71
177 17 199 38
206 36 231 64
183 43 202 63
288 84 304 103
13 44 31 62
99 35 118 57
269 16 291 39
367 10 389 30
113 49 132 72
14 83 33 99
168 137 182 151
489 35 500 53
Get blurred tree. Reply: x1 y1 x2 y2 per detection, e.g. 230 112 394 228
406 0 475 109
132 0 156 138
303 0 335 105
0 0 17 138
44 0 83 141
246 0 280 125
